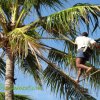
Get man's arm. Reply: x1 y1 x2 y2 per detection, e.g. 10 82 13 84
94 42 100 48
90 38 100 48
91 41 100 48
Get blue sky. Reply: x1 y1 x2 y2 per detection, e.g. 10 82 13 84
0 0 100 100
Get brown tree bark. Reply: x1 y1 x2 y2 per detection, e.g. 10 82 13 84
5 48 14 100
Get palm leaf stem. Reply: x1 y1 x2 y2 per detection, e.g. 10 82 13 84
15 17 45 33
40 43 69 54
28 42 41 70
79 70 100 83
37 53 76 84
11 0 18 24
15 8 26 28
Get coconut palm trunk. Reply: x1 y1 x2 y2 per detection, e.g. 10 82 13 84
5 48 14 100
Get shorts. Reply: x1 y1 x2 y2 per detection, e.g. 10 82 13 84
76 48 90 61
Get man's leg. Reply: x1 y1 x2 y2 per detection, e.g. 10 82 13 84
76 58 92 70
75 58 83 83
75 58 92 83
76 68 82 83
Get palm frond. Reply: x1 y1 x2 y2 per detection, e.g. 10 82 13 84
25 0 68 17
45 4 100 36
95 38 100 43
8 27 42 58
83 64 100 89
40 43 76 69
43 66 96 100
0 0 12 22
14 0 68 20
36 53 95 100
89 68 100 89
0 5 8 33
90 48 100 67
11 0 19 24
15 0 32 28
0 57 5 79
32 0 68 8
20 50 42 86
48 48 75 69
0 6 7 23
0 92 32 100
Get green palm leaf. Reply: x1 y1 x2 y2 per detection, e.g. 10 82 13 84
82 63 100 89
96 38 100 43
48 48 75 68
20 51 42 86
0 6 7 23
90 48 100 67
89 68 100 88
0 92 32 100
45 4 100 36
44 66 96 100
36 53 95 100
41 43 76 69
8 26 42 58
0 6 8 33
0 0 13 22
0 57 5 79
24 0 68 17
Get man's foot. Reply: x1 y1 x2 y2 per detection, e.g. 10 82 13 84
86 67 92 75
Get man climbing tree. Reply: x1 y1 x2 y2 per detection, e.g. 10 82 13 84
75 32 100 83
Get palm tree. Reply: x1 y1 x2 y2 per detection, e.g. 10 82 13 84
0 0 100 100
0 59 31 100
